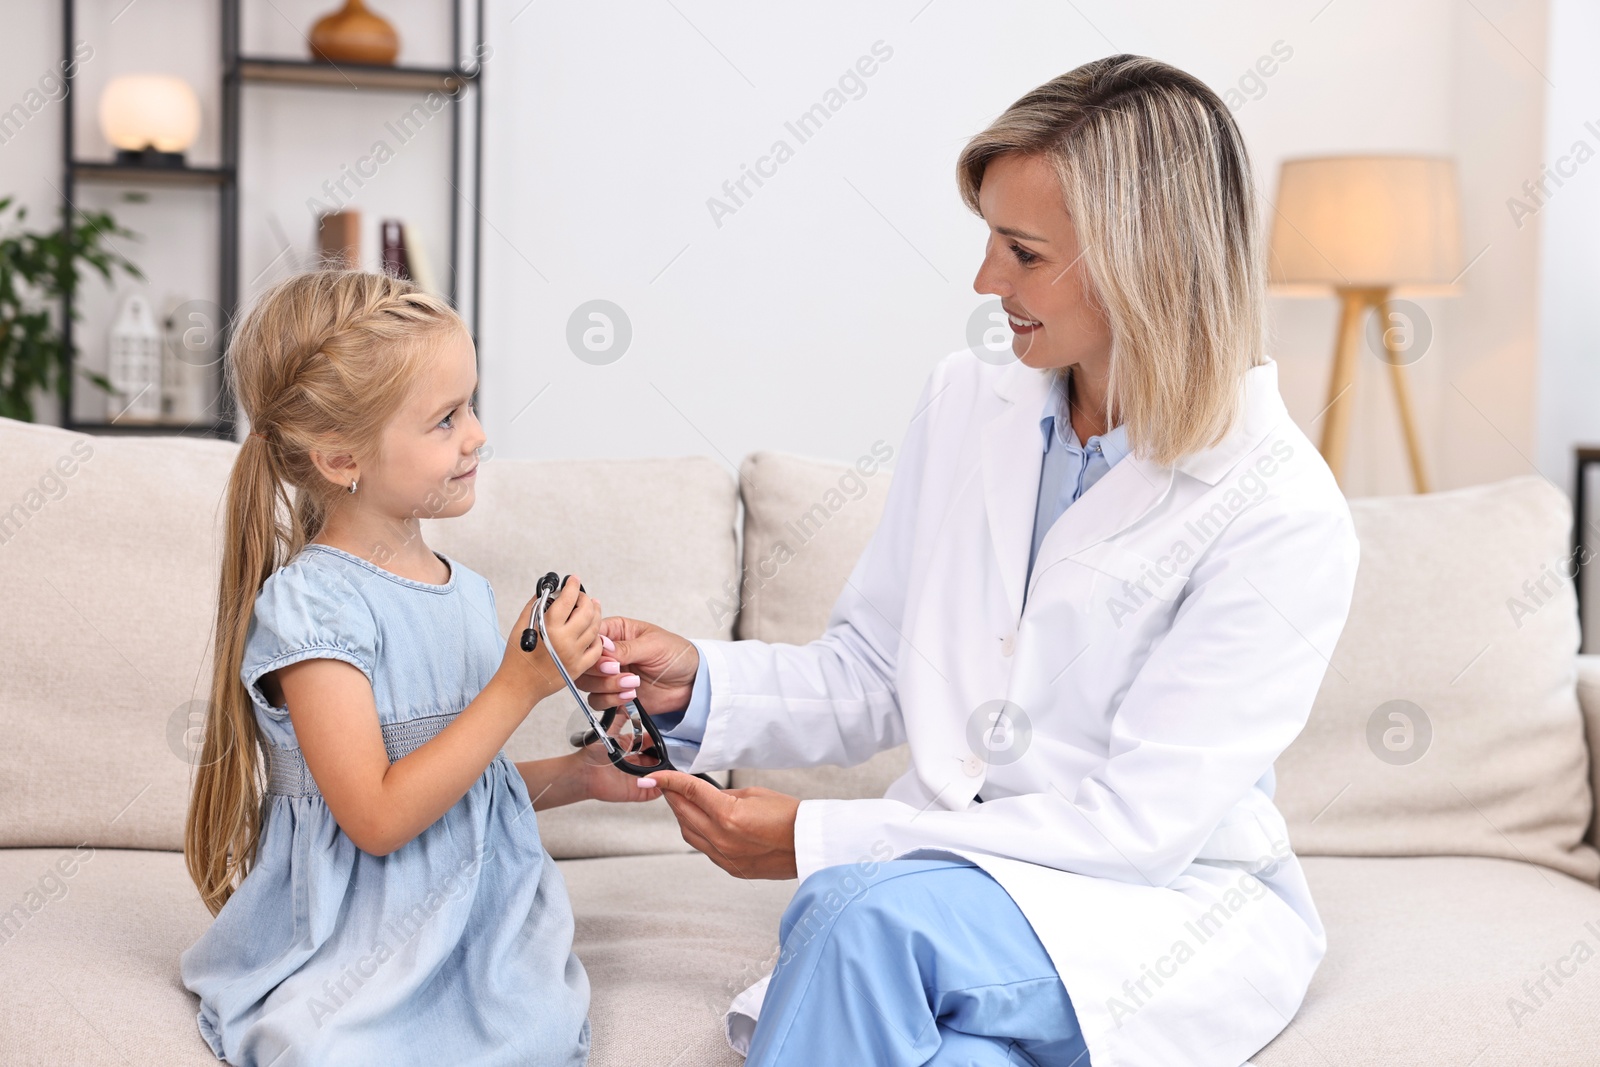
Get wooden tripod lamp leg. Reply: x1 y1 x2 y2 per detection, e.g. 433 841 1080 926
1318 287 1368 489
1375 295 1431 494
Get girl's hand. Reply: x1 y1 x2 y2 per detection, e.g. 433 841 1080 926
537 575 605 691
520 748 660 812
575 749 664 804
496 576 604 710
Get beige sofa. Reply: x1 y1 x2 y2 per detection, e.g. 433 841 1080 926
3 413 1600 1066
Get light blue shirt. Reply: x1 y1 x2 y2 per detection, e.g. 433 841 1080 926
653 372 1129 759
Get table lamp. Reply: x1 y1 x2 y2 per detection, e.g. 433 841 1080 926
98 74 201 168
1267 155 1464 493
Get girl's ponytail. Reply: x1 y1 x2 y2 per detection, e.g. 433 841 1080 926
186 431 286 915
184 269 465 915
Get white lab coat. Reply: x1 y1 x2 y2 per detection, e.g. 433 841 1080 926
685 351 1360 1067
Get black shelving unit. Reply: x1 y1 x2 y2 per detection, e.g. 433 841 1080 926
1573 446 1600 652
58 0 484 439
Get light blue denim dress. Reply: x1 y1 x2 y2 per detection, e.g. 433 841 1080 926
180 542 590 1066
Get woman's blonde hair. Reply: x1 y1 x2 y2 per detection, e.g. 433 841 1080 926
957 54 1266 466
185 269 466 916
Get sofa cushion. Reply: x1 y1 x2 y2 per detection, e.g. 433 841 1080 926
5 847 1597 1065
727 450 909 799
0 418 236 852
731 450 896 646
1275 476 1599 884
1253 855 1600 1065
0 847 220 1064
561 852 795 1065
1575 655 1600 849
0 846 794 1066
0 417 741 859
421 454 739 858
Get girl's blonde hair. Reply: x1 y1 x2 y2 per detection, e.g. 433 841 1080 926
186 269 466 916
957 54 1266 467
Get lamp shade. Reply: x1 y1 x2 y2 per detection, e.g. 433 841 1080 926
98 74 201 154
1267 155 1464 296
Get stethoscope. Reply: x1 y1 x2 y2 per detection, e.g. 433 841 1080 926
520 572 720 788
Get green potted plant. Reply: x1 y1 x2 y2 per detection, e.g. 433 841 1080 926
0 196 143 423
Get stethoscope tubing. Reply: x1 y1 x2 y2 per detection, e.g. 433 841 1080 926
529 576 720 789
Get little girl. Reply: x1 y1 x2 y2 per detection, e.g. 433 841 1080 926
181 269 655 1066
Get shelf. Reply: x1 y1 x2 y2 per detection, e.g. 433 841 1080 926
57 0 484 441
69 420 232 438
236 56 477 94
70 161 234 187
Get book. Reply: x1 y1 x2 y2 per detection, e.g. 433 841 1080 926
316 210 361 269
380 218 409 279
401 222 438 296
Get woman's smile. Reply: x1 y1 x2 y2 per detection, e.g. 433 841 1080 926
1006 307 1042 334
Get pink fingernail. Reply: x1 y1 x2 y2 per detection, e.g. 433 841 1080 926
599 661 621 675
637 777 657 788
620 689 637 701
600 635 615 651
621 674 639 688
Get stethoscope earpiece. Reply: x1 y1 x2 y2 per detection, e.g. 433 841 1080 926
520 572 582 652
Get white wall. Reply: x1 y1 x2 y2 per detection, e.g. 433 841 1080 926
1 0 80 430
0 0 1556 505
1531 0 1600 647
1534 0 1600 500
475 0 1552 499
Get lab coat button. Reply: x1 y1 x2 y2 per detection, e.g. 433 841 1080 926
1000 633 1015 657
962 755 984 777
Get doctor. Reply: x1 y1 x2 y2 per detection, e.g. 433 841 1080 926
580 53 1359 1067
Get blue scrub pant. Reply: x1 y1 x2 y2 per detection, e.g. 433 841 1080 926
743 857 1091 1066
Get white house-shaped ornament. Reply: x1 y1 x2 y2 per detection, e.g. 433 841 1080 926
108 292 163 422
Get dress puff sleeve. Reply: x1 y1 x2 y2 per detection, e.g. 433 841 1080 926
240 559 380 721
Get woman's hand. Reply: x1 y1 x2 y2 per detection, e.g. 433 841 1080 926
496 576 603 711
576 616 699 716
649 770 799 880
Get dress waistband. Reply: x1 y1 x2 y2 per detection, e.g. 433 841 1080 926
266 712 461 798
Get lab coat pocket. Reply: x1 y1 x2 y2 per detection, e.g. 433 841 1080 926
1059 540 1192 635
1069 540 1190 603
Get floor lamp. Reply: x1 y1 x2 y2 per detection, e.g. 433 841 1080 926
1267 156 1464 494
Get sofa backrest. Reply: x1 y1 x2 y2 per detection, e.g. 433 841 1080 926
726 451 908 799
728 455 1600 885
1275 475 1598 883
6 412 1595 886
0 417 739 861
0 418 238 851
421 455 739 858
